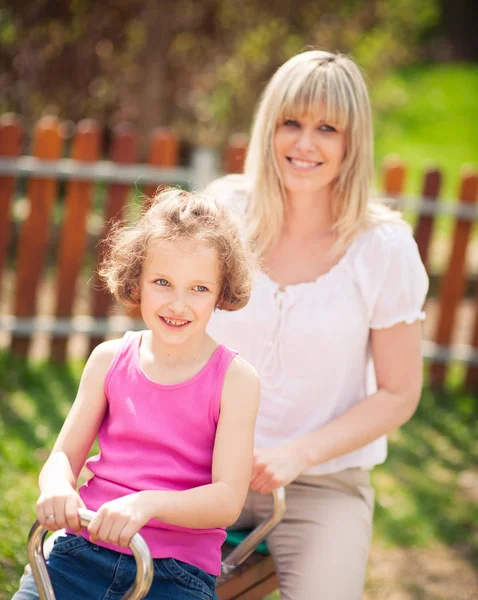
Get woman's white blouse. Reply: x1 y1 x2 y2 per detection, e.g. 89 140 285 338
207 176 429 475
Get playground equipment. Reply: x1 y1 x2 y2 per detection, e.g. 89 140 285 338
27 488 286 600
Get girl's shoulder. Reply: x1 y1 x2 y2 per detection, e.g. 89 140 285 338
225 353 259 383
88 334 136 374
89 337 123 363
221 353 260 412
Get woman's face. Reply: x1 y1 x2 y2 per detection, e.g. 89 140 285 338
273 111 347 199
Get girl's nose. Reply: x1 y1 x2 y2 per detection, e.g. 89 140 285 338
168 294 186 314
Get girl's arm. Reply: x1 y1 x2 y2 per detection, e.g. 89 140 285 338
36 340 118 531
250 320 423 493
87 355 260 547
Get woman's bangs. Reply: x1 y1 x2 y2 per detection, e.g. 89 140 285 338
277 68 350 131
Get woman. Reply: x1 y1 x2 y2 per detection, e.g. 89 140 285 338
206 50 428 599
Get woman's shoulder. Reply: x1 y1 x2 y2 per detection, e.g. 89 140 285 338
206 174 250 196
342 219 425 283
345 219 428 299
348 219 416 262
205 174 250 213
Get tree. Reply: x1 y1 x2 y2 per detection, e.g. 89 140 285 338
0 0 442 150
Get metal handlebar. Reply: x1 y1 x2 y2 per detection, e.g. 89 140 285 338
221 487 286 575
27 507 154 600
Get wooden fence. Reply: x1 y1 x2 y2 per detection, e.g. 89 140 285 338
0 113 478 389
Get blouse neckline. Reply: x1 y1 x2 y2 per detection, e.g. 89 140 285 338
257 232 360 294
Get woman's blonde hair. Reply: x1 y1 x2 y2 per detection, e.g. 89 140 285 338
99 187 253 311
244 50 401 256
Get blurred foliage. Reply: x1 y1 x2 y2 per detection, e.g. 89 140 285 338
0 0 443 151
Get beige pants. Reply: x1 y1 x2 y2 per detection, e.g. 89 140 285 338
232 468 375 600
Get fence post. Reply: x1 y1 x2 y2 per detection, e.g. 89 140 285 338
10 116 64 357
144 128 179 199
88 123 139 355
464 170 478 390
414 168 441 271
465 284 478 390
382 155 407 197
50 119 101 362
429 169 478 387
191 147 220 189
225 133 248 174
0 114 23 297
123 128 180 322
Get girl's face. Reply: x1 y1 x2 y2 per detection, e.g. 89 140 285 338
273 111 346 199
138 238 221 348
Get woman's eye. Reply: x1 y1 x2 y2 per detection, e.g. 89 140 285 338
194 285 209 292
319 124 337 133
284 119 300 128
155 279 169 286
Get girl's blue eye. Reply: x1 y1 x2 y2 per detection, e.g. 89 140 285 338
156 279 169 286
194 285 208 292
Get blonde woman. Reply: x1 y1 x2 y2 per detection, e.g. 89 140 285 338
207 50 428 599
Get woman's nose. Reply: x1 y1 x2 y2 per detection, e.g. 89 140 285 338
295 127 315 152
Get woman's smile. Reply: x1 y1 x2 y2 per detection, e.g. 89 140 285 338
286 156 324 171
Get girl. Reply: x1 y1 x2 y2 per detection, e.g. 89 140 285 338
14 188 260 600
206 50 429 599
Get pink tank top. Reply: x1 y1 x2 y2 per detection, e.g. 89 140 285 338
75 331 237 575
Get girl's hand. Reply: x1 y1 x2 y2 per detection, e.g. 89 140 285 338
250 444 309 494
87 493 151 547
36 483 85 533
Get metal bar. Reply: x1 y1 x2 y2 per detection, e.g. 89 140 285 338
0 156 194 186
0 315 145 335
3 316 478 366
27 508 153 600
375 194 478 221
1 157 477 220
421 340 478 366
221 488 286 575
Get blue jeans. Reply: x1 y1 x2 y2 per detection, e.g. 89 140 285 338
13 534 217 600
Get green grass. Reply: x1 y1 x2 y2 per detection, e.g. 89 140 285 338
1 349 477 598
373 63 478 200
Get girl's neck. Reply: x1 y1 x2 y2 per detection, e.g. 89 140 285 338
145 330 216 369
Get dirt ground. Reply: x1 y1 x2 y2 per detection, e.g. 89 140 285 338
364 544 478 600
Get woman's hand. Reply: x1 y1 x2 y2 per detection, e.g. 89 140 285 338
250 443 309 494
36 482 85 533
87 493 151 547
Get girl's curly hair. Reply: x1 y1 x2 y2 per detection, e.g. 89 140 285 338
98 187 253 311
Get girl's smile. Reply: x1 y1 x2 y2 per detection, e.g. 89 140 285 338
159 316 191 328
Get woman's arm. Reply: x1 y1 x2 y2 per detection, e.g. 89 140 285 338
36 340 117 531
87 355 260 547
250 320 423 493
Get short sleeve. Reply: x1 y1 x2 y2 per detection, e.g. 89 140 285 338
204 175 249 216
353 223 429 329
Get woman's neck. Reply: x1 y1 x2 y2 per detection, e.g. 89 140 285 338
282 188 334 240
